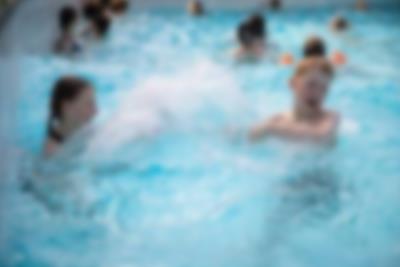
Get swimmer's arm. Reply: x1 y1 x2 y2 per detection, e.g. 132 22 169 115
249 115 282 141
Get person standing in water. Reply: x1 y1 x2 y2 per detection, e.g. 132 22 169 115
250 57 340 144
187 0 205 16
43 77 97 157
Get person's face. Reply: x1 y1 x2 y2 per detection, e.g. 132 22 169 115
291 69 331 109
62 88 97 128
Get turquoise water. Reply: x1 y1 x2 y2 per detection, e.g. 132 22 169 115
2 8 400 267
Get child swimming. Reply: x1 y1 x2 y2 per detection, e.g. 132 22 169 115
356 0 368 11
250 57 340 144
187 0 205 16
43 76 97 157
234 14 266 61
330 15 350 33
54 5 81 54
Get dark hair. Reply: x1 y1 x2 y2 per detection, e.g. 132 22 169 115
82 2 102 21
332 16 349 31
59 5 77 31
237 23 254 47
93 14 111 38
111 0 129 14
246 13 266 40
48 76 91 142
303 36 326 58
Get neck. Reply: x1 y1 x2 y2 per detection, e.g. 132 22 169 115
293 103 323 121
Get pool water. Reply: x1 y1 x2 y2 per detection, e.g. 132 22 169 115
1 7 400 267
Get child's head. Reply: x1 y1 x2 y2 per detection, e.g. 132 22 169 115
330 15 349 32
291 57 334 109
59 5 78 32
92 13 111 38
247 13 266 41
303 36 326 58
49 76 97 134
237 23 254 48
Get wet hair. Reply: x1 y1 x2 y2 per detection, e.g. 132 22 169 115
331 16 349 31
111 0 129 14
303 36 326 58
48 76 91 142
237 23 254 47
246 14 266 40
93 14 111 38
294 57 334 79
59 5 77 31
83 1 102 21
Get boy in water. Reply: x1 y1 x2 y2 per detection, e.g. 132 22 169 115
330 15 349 33
250 57 340 144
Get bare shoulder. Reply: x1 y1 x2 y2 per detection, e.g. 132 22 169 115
249 112 287 141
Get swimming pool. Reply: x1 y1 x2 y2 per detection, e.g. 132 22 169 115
1 6 400 267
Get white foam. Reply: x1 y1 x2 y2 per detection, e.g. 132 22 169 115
87 59 246 154
340 117 361 136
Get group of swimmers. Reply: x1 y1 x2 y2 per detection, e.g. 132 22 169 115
54 0 129 54
44 0 369 157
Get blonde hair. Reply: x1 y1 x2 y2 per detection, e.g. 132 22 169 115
294 57 334 78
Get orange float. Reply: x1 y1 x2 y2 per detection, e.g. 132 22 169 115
280 53 294 65
331 51 347 66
